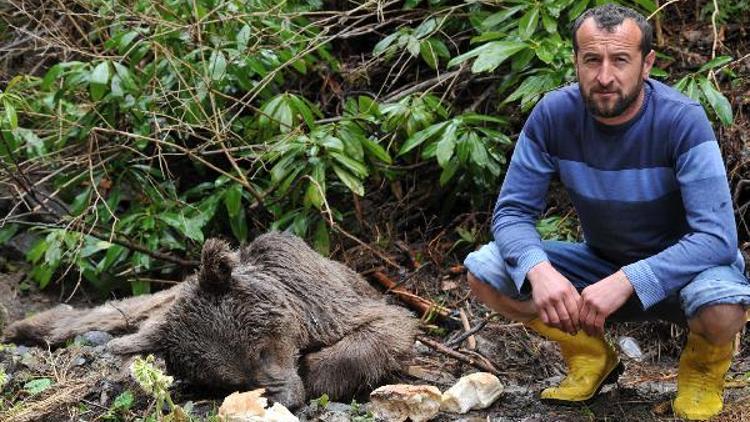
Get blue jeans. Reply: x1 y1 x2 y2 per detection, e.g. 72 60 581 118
464 241 750 324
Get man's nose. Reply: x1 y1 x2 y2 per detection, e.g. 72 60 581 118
596 61 615 87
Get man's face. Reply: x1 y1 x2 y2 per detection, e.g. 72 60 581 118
574 18 654 122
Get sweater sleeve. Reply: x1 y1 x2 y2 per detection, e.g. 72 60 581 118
491 104 557 293
621 104 739 309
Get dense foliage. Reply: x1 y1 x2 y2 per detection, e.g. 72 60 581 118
0 0 744 295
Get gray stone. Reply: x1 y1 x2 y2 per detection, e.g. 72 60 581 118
75 331 113 346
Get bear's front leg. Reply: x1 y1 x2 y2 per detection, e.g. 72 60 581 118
255 340 306 410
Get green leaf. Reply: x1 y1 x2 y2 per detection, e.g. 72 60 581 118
650 67 668 78
360 137 392 164
80 240 113 258
208 50 227 81
24 378 53 395
131 279 151 296
304 163 326 209
414 18 438 39
698 55 733 73
481 6 525 30
3 100 17 130
330 152 368 177
229 207 248 242
407 36 420 57
112 390 134 411
90 61 110 101
312 219 330 256
420 41 438 70
469 134 489 167
518 8 540 40
331 164 364 196
568 0 590 20
634 0 658 13
42 64 64 90
439 159 460 186
699 77 733 126
542 12 557 34
398 121 449 156
237 25 252 49
373 32 399 56
0 224 19 244
435 122 458 167
448 42 496 68
471 41 528 73
223 184 243 217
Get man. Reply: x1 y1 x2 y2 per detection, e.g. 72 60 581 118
464 4 750 420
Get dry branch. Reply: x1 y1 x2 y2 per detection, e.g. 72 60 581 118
372 271 453 321
416 335 501 376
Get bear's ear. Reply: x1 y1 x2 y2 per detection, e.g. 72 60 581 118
198 238 238 293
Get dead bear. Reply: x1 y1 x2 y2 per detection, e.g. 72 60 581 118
4 232 419 409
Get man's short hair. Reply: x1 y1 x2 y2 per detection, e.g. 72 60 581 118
571 4 653 58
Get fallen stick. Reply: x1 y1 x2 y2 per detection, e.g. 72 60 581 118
416 335 501 377
458 307 476 350
372 271 453 321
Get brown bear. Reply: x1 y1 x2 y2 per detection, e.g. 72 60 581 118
4 232 419 409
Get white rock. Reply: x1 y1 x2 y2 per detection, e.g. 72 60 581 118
440 372 503 414
218 389 299 422
369 384 442 422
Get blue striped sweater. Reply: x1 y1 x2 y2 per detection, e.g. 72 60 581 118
493 79 743 309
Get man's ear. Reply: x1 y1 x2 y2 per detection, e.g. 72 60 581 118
642 49 656 79
198 238 238 293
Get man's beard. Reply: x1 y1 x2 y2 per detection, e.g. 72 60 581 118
581 78 642 119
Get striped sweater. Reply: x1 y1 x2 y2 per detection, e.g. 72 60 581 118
493 79 743 309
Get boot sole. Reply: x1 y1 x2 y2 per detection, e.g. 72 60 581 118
540 360 625 406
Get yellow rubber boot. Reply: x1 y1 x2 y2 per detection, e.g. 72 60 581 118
526 319 622 403
672 332 733 420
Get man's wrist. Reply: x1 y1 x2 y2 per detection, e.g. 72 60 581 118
614 269 635 295
527 260 553 287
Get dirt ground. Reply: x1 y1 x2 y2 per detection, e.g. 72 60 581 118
1 268 748 422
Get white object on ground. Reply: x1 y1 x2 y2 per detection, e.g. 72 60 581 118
440 372 504 414
218 389 299 422
369 384 442 422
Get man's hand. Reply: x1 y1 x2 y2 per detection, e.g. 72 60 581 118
527 261 581 335
579 270 634 336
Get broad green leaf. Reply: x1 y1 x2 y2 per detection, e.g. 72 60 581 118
331 164 364 196
568 0 590 19
685 79 701 101
361 137 392 164
90 61 110 100
407 36 420 57
650 67 668 78
472 41 528 73
330 152 368 177
80 240 113 258
420 41 438 70
439 159 460 186
414 18 438 39
448 42 496 68
698 55 733 73
469 134 489 167
481 6 525 30
208 50 227 81
398 121 449 156
312 220 330 256
224 184 243 217
518 8 540 40
237 25 252 49
112 391 134 410
304 163 326 209
0 224 19 244
542 12 557 34
229 207 248 242
435 122 458 167
3 100 17 130
131 279 151 295
42 64 64 90
634 0 658 13
699 77 733 126
373 32 399 56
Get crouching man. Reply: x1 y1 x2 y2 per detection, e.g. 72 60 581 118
465 5 750 420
